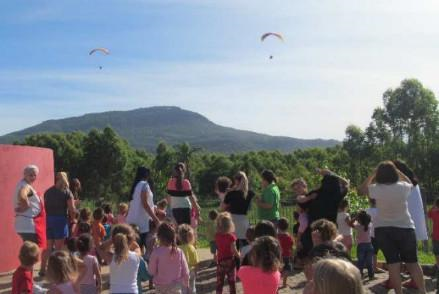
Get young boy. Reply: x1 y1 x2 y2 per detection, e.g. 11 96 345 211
240 226 255 262
428 198 439 273
92 207 106 264
277 217 294 288
206 210 218 267
12 242 40 294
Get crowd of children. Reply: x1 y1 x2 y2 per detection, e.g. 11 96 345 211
12 165 438 294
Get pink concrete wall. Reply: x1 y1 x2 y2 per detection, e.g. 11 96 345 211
0 144 54 273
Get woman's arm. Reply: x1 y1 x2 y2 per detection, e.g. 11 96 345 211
97 239 114 265
189 194 200 215
397 170 412 184
358 172 376 196
15 186 30 213
141 190 159 224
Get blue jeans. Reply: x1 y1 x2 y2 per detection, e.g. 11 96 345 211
357 243 374 278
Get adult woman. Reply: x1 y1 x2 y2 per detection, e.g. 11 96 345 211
166 162 199 225
14 165 46 248
126 167 159 252
359 161 426 294
40 172 76 276
256 170 280 223
221 171 255 249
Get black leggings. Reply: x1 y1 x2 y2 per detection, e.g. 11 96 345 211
172 208 191 225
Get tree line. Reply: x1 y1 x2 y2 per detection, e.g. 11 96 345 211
15 79 439 204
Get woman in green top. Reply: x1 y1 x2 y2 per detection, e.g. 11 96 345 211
256 169 281 223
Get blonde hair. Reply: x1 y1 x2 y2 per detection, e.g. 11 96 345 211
118 202 128 214
46 251 77 284
291 178 307 188
111 224 135 265
234 171 249 198
313 258 364 294
178 224 194 245
216 212 235 234
19 241 40 267
55 172 69 189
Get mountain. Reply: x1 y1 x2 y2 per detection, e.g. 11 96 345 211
0 106 339 152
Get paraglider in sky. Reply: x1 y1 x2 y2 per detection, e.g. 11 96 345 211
89 48 110 55
89 48 109 69
260 32 284 42
261 33 283 59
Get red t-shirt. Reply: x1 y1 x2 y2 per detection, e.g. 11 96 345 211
277 233 294 257
428 208 439 240
215 233 237 261
238 266 281 294
12 266 33 294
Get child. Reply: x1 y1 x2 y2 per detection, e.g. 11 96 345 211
70 210 79 238
12 242 40 294
92 208 106 248
277 217 294 288
76 234 102 293
304 258 365 294
102 216 112 241
240 226 255 263
149 222 190 294
428 198 439 274
178 224 200 294
98 224 142 294
215 212 239 294
46 251 78 294
207 210 218 266
116 202 128 224
155 199 168 222
292 178 312 253
102 203 114 225
238 236 282 294
215 176 232 205
365 198 382 273
336 199 353 254
353 210 374 280
75 208 92 236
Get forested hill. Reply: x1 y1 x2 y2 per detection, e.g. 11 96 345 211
0 106 338 152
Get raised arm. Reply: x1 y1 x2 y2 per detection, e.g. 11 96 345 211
358 172 376 196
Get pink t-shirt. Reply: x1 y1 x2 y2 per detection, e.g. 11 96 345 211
149 246 189 287
238 266 280 294
298 212 309 234
78 254 98 285
355 223 371 244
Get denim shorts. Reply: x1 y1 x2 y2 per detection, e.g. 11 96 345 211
46 215 69 240
375 227 417 264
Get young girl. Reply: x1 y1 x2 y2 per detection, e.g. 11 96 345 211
155 199 168 222
304 258 365 294
353 210 374 280
46 251 78 294
336 199 353 254
76 234 102 293
149 222 190 294
116 202 128 224
178 224 199 294
237 236 282 294
215 212 239 294
98 224 141 294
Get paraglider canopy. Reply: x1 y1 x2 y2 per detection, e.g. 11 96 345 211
261 32 284 42
89 48 110 55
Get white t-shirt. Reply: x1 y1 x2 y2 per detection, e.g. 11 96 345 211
366 207 378 238
14 180 41 234
408 185 428 241
336 212 352 236
126 181 154 233
368 182 414 229
110 251 140 294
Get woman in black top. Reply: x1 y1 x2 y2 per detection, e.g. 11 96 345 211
221 171 255 249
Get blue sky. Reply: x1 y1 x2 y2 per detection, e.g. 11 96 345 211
1 1 439 140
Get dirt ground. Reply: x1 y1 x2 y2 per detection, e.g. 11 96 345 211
1 248 437 293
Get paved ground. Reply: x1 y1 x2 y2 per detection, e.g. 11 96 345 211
1 249 437 293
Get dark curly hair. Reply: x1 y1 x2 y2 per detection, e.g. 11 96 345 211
251 236 282 272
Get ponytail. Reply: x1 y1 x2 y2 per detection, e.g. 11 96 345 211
157 222 178 255
113 233 129 265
